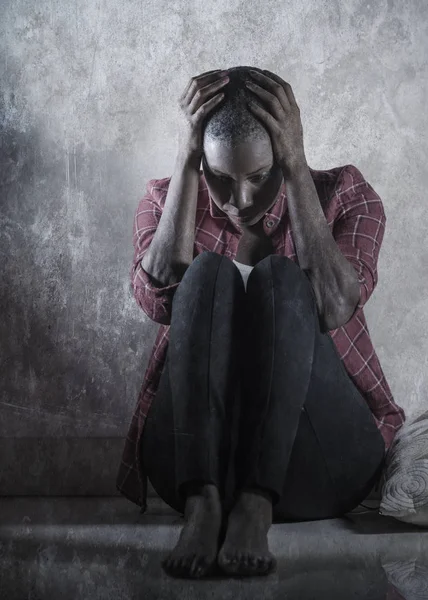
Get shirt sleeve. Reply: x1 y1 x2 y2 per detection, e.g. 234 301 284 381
332 164 386 318
130 180 180 325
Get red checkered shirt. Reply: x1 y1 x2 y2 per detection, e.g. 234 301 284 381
116 163 406 512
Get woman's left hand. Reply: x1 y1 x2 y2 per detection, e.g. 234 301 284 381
245 69 307 176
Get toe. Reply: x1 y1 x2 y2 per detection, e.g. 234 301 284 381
173 557 189 577
196 557 211 578
194 562 206 578
218 550 239 573
257 554 276 575
242 553 263 575
189 555 199 576
181 553 195 575
248 555 258 568
180 556 195 576
239 553 253 575
235 552 248 574
170 557 181 574
161 556 174 575
190 556 204 578
267 555 277 573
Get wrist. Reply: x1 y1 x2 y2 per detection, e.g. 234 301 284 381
177 148 202 172
281 153 308 180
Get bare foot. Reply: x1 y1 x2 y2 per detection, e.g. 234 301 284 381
217 487 277 576
162 483 223 578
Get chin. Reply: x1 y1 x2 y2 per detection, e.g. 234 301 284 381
231 213 262 227
246 214 263 226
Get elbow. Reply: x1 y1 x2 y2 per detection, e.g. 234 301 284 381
342 276 361 323
151 311 172 326
321 310 341 332
144 307 172 326
131 261 178 326
133 287 173 326
323 305 354 331
324 283 360 331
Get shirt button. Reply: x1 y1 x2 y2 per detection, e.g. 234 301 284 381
266 219 274 228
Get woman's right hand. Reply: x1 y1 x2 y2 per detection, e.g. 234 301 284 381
177 69 229 162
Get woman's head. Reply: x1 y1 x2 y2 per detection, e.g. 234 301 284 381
202 65 284 227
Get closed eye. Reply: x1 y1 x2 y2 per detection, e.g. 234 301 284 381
218 171 270 183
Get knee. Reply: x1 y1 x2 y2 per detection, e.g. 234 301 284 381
192 250 223 267
249 254 309 287
247 254 316 308
183 251 223 283
255 254 297 272
179 251 241 291
189 251 237 279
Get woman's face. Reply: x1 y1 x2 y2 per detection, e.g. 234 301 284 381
202 138 284 228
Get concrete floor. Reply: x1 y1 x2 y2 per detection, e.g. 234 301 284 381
0 497 427 599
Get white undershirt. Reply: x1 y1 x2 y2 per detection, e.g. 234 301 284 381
232 259 254 291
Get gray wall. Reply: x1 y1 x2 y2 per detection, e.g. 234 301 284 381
1 0 427 495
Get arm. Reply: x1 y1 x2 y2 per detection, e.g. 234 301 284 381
131 152 201 325
242 71 379 330
331 164 386 321
283 160 361 332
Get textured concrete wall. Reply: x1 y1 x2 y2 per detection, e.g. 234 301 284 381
1 0 427 495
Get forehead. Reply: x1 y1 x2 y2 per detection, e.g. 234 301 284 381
203 138 273 172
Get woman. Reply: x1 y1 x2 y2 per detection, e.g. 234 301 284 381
116 66 406 579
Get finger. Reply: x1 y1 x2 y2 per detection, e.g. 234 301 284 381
247 99 276 130
261 70 299 108
246 80 285 120
199 69 223 77
248 70 291 111
180 70 224 102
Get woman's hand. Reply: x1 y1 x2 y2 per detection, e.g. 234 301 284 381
245 69 307 178
177 69 229 162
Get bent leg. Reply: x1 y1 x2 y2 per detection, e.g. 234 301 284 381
141 351 184 513
273 327 386 521
142 251 245 511
234 254 385 520
233 254 317 505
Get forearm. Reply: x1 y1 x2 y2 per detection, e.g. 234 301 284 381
141 151 200 287
283 159 360 329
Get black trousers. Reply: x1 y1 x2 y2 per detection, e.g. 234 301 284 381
141 252 386 522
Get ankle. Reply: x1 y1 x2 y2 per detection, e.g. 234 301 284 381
181 480 220 500
239 485 274 505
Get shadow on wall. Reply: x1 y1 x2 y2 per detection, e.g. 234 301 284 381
0 125 157 495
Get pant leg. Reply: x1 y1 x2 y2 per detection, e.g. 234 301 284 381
142 251 245 510
141 351 184 514
234 254 386 521
276 322 386 521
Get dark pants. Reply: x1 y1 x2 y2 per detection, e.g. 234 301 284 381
141 252 386 522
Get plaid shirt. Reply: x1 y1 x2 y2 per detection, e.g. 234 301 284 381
116 163 406 512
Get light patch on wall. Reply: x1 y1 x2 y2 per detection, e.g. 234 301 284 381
64 148 91 268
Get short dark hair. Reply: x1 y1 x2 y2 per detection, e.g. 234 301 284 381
203 65 270 150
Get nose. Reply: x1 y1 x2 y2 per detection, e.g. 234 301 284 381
228 194 254 214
